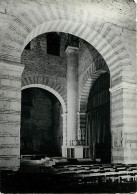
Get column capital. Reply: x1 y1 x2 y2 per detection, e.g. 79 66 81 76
0 60 24 73
109 82 137 93
65 46 79 55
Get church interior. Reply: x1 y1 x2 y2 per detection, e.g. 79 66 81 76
0 0 137 192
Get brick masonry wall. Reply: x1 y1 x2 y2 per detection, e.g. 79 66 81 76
21 35 106 108
21 46 67 104
21 50 67 79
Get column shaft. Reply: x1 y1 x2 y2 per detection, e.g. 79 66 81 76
66 46 78 146
63 46 89 158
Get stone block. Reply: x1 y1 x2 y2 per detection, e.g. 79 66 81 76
10 80 21 88
0 157 20 169
0 137 20 145
0 89 21 99
1 79 11 86
0 113 20 122
0 148 19 155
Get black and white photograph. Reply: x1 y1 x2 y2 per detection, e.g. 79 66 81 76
0 0 137 193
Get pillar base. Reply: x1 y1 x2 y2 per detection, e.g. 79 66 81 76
0 157 20 171
112 147 137 164
62 146 89 158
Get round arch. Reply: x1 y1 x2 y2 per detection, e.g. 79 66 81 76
0 1 133 84
86 72 111 162
79 57 110 113
21 84 67 113
80 70 107 113
20 21 125 83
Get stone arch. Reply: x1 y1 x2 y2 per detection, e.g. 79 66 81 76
80 70 107 113
22 74 67 110
21 84 66 113
21 21 129 86
78 61 110 147
0 1 133 85
79 59 109 113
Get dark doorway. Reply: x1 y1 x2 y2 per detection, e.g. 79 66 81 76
86 73 111 163
21 88 63 157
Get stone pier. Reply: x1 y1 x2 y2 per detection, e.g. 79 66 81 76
110 82 137 164
0 60 24 170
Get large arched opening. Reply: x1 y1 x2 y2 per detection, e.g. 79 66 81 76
21 87 63 157
86 72 111 163
21 84 66 159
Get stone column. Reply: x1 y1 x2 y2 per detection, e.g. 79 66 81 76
66 46 78 146
0 60 24 170
110 82 137 164
62 46 89 158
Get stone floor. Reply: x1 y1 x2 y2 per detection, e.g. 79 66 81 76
1 157 137 193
